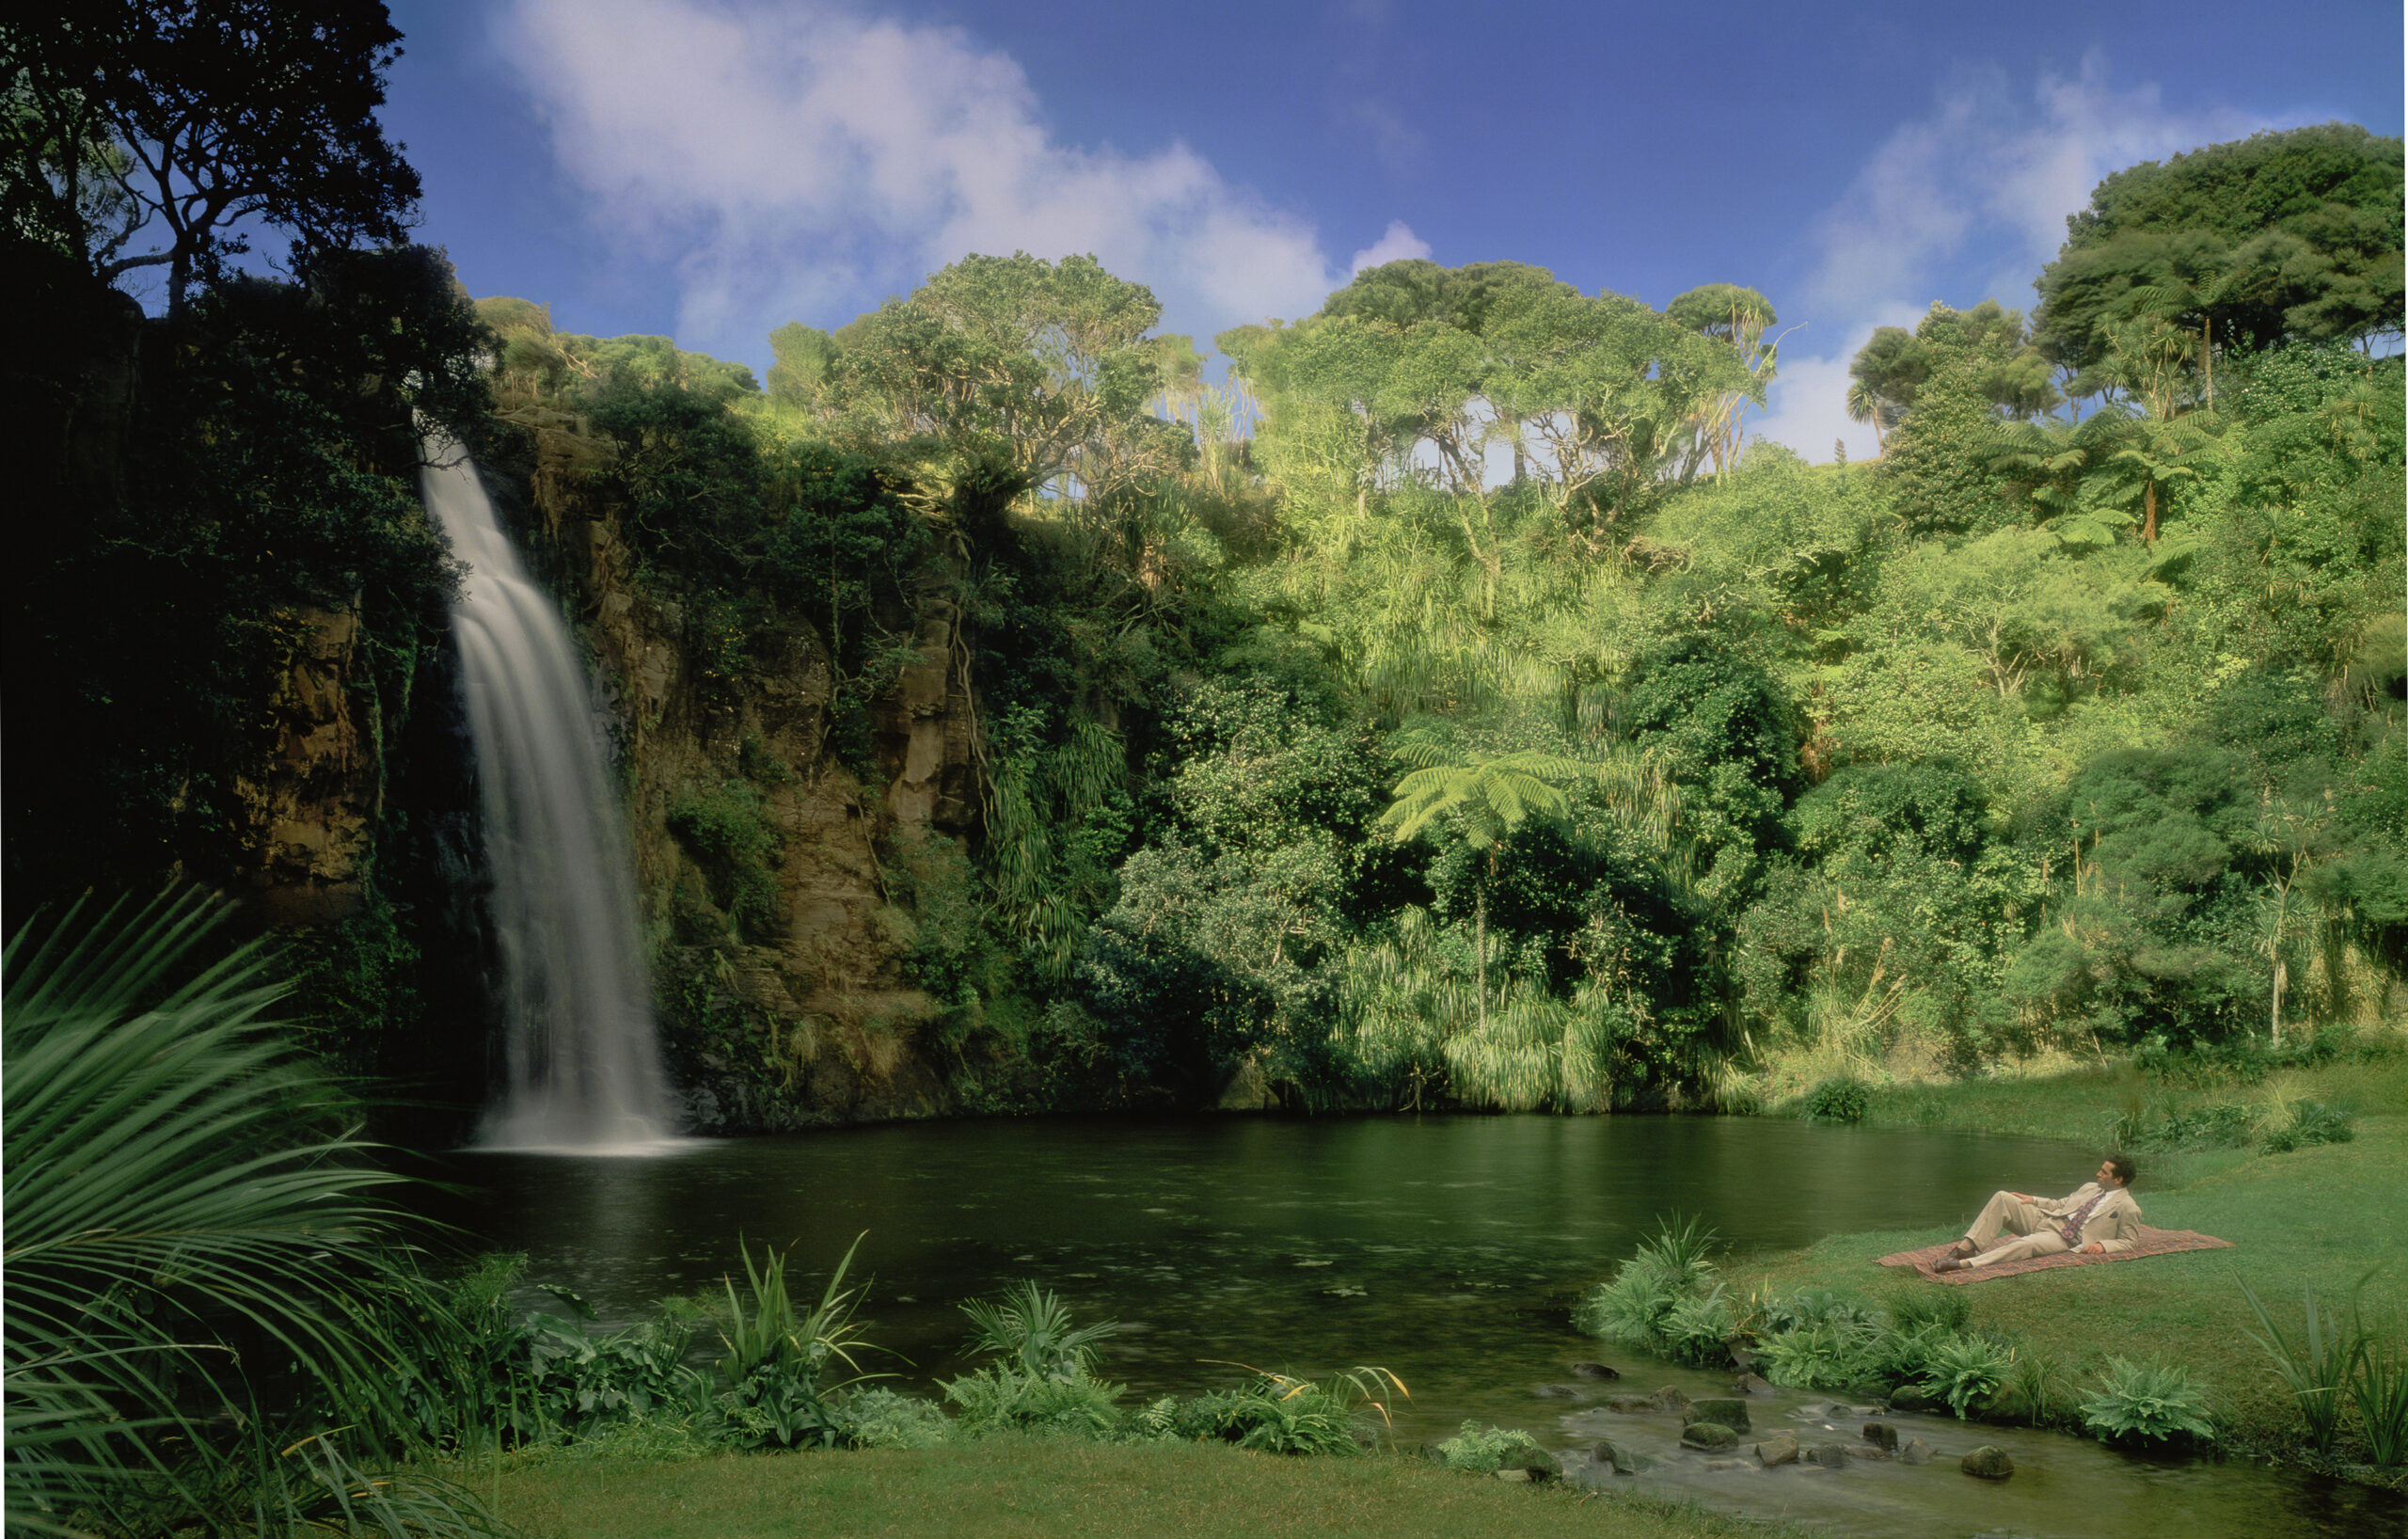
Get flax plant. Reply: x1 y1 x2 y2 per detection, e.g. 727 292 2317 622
2236 1275 2357 1454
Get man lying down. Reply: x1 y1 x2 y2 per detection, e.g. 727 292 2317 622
1934 1155 2141 1274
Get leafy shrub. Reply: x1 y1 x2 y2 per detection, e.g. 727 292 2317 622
1885 1285 1972 1336
1578 1267 1680 1344
1759 1322 1880 1391
1178 1367 1402 1455
705 1235 882 1451
1434 1420 1545 1473
832 1388 952 1450
2261 1100 2354 1153
957 1279 1121 1382
943 1365 1127 1437
1576 1216 1721 1356
2079 1356 2216 1444
940 1280 1129 1439
1804 1075 1873 1122
3 893 507 1536
1659 1283 1739 1366
1917 1333 2016 1418
667 781 784 942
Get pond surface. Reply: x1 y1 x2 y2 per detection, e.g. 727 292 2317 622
406 1114 2400 1538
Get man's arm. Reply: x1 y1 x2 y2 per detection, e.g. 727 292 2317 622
2035 1185 2086 1216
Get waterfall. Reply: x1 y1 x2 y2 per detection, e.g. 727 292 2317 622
420 441 679 1152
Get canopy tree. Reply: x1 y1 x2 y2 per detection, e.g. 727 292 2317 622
831 251 1193 509
1 0 420 315
2036 125 2406 396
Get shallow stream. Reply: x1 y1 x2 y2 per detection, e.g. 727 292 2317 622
406 1114 2400 1537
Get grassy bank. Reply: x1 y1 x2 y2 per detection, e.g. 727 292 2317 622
480 1436 1793 1539
1731 1049 2408 1474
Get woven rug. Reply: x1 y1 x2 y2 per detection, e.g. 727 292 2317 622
1874 1226 2235 1285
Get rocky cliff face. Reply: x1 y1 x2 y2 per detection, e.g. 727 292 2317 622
489 410 979 1132
234 604 380 926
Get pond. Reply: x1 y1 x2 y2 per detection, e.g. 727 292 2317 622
406 1114 2400 1538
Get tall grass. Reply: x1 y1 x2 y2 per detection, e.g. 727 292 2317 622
2 890 501 1536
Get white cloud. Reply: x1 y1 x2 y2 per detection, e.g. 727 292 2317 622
1760 56 2261 461
1348 219 1432 275
495 0 1349 361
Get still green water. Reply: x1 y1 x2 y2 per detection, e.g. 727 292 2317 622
412 1114 2400 1538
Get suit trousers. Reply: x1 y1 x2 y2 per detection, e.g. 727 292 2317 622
1962 1190 2073 1267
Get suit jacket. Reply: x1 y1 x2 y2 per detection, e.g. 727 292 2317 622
2036 1182 2144 1254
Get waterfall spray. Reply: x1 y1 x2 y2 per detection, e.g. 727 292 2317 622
420 440 678 1151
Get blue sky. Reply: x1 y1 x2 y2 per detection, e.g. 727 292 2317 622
379 0 2403 458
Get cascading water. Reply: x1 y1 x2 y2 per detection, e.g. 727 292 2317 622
420 440 678 1152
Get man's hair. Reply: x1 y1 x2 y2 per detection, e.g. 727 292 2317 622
2107 1154 2137 1186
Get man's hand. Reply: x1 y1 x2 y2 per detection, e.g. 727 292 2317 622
2011 1193 2034 1203
2082 1243 2104 1255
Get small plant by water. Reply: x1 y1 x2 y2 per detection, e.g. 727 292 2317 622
2079 1356 2216 1445
1802 1075 1873 1123
710 1232 886 1449
1575 1215 1731 1365
943 1280 1131 1437
1170 1364 1409 1455
1433 1420 1548 1473
2237 1276 2359 1456
1916 1333 2016 1419
2349 1300 2408 1468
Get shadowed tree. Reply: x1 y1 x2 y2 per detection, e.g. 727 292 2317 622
1378 746 1681 1028
2 1 421 317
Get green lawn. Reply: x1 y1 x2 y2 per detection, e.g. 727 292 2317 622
484 1437 1795 1539
1733 1051 2408 1467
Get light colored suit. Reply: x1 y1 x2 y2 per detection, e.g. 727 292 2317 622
1961 1182 2143 1267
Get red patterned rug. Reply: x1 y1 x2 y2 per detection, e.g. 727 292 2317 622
1875 1227 2235 1284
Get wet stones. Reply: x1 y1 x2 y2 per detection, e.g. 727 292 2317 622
1960 1446 2015 1481
1861 1420 1898 1452
1900 1436 1933 1466
1652 1386 1693 1416
1732 1372 1775 1395
1686 1398 1751 1435
1498 1444 1561 1481
1753 1433 1799 1468
1807 1442 1853 1469
1530 1384 1581 1400
1588 1438 1642 1475
1570 1361 1621 1380
1681 1421 1741 1452
1605 1395 1657 1414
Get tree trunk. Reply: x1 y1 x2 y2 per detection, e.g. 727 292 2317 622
1475 882 1487 1034
2203 314 2214 410
2141 480 2158 544
2272 956 2287 1045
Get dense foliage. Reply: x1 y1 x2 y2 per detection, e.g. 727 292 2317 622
468 123 2401 1116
